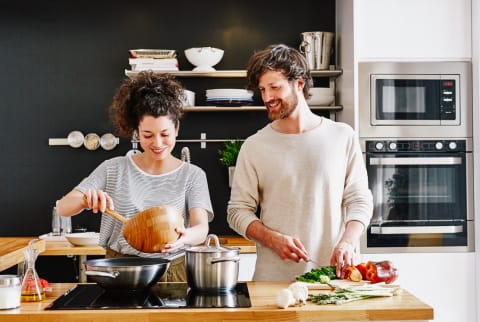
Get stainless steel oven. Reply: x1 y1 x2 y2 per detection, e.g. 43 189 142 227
361 139 474 253
359 61 472 139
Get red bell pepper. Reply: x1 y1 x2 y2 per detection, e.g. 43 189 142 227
364 261 398 284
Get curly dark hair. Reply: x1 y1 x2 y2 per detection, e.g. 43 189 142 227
109 71 185 138
246 44 313 99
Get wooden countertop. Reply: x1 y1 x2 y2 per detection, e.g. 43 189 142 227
0 236 255 272
39 235 255 255
0 238 45 272
0 282 433 322
41 240 106 256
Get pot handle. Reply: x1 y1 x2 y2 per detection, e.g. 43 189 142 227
205 234 221 248
85 270 120 279
208 256 240 264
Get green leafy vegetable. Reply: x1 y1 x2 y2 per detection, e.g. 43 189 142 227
296 266 337 283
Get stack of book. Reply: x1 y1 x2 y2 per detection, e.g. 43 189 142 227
128 49 179 72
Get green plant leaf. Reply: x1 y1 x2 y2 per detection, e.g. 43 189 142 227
218 140 243 167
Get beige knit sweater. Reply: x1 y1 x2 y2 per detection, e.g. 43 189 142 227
227 118 373 281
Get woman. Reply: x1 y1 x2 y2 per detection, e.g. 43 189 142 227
56 71 214 281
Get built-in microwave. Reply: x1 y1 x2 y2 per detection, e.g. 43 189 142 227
372 75 459 125
359 61 472 139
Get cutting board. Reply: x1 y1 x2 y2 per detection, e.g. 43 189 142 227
0 237 46 272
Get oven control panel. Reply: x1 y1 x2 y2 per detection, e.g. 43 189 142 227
366 139 466 153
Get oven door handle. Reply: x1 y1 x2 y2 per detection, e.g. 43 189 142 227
369 157 462 166
370 225 463 234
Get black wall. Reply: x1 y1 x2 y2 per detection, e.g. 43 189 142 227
0 0 335 279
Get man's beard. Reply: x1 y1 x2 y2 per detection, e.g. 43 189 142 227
267 90 298 121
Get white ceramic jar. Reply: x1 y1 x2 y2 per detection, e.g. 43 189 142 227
0 275 21 309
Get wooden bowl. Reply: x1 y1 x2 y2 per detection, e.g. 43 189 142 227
123 205 184 253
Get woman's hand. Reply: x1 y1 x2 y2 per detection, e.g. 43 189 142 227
160 207 209 253
161 226 187 253
83 189 114 213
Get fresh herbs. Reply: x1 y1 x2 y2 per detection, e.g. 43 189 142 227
296 266 337 283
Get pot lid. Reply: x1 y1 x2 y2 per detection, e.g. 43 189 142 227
187 234 239 253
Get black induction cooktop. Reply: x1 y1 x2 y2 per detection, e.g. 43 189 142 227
45 282 251 310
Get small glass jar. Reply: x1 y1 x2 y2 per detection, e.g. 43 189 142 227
0 275 21 309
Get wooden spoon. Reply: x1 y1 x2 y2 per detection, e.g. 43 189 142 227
83 196 184 253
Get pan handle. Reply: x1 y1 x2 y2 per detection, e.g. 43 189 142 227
85 270 120 279
208 256 240 264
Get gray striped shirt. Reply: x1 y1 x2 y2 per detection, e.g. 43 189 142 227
75 155 213 258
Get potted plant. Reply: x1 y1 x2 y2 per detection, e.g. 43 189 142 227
218 140 243 187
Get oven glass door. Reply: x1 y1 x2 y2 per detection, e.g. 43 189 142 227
371 75 458 125
366 152 468 247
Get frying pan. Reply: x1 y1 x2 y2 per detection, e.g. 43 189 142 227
85 257 170 290
83 196 184 253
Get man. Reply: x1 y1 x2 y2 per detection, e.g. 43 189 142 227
227 44 373 281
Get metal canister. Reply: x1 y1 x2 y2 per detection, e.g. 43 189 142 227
299 31 335 70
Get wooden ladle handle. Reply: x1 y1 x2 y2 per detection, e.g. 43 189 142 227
82 195 128 224
103 207 129 224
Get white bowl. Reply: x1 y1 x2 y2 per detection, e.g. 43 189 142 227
307 87 335 106
65 232 100 246
184 47 224 72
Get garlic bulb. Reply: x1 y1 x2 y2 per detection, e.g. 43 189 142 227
275 288 295 309
288 282 309 305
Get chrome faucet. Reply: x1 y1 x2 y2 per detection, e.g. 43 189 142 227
181 147 191 163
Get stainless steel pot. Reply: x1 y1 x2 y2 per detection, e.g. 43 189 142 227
185 234 240 292
85 257 170 290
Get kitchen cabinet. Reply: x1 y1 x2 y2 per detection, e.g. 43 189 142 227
354 0 471 60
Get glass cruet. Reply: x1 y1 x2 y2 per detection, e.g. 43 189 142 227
20 239 44 302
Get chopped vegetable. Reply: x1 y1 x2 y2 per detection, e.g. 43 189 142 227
288 282 309 305
308 284 401 305
276 288 295 309
296 266 337 283
319 275 331 284
345 266 362 282
364 260 399 284
355 262 367 278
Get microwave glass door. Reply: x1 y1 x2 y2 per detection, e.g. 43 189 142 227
370 75 458 126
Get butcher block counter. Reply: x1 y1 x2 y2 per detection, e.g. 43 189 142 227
0 282 433 322
0 238 45 272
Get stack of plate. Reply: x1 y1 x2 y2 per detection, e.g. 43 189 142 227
206 89 254 107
